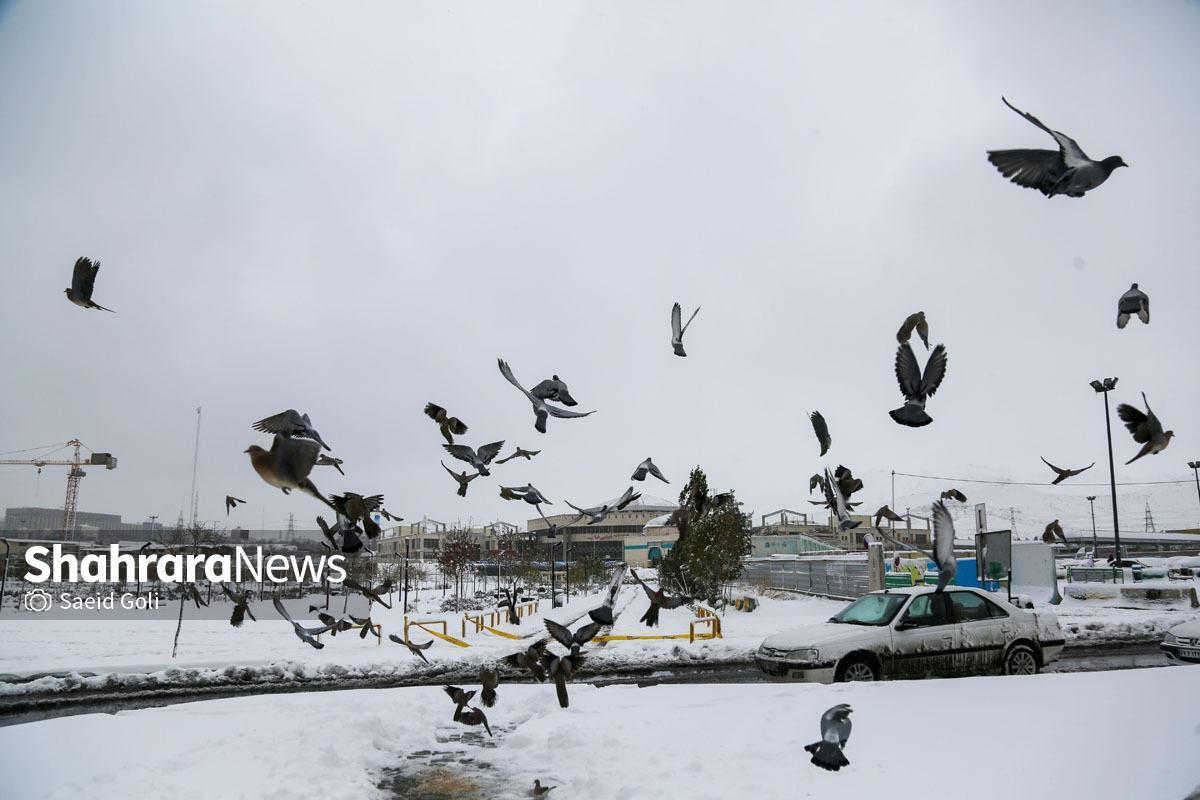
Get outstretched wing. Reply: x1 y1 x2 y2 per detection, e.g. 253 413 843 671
613 486 640 510
545 404 594 420
919 344 948 397
1001 97 1090 166
443 443 478 464
253 409 303 436
573 621 602 645
497 358 538 403
671 302 682 340
810 411 831 456
680 305 700 335
272 596 295 625
72 257 98 296
1039 456 1065 475
543 619 574 649
477 440 506 464
423 403 446 422
931 500 956 571
1116 403 1150 443
894 343 922 399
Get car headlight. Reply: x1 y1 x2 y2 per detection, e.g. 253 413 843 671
786 648 820 661
1163 632 1177 644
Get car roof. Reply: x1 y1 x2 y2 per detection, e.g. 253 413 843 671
867 586 990 598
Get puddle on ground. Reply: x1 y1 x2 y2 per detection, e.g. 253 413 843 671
378 724 522 799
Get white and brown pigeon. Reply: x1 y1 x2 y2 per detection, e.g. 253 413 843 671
1117 393 1174 465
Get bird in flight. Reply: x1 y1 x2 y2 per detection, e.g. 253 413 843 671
1040 457 1094 485
272 596 337 649
457 705 492 737
330 492 385 539
220 585 257 627
315 454 345 475
65 257 115 312
565 486 642 526
342 576 393 609
1042 520 1070 547
245 435 333 509
530 375 579 407
586 563 628 626
479 667 499 708
1116 393 1174 464
496 446 541 464
501 638 549 682
670 302 701 357
878 501 957 591
423 403 469 445
630 569 692 627
809 411 831 456
631 457 669 484
443 441 505 477
544 618 602 648
873 505 904 529
388 633 433 663
804 704 853 772
821 468 860 532
252 410 331 451
498 359 595 434
1116 284 1150 329
224 495 245 515
889 341 948 428
540 645 586 709
896 311 929 350
940 488 967 503
987 97 1127 198
441 461 479 498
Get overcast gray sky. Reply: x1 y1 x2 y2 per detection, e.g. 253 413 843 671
1 1 1197 535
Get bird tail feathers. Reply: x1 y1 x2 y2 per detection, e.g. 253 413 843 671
805 741 849 772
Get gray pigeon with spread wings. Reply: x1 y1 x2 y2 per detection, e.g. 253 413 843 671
1040 457 1094 485
987 97 1126 198
671 302 700 357
444 441 505 477
530 375 578 406
65 257 115 311
498 359 595 434
252 410 331 451
441 461 479 497
890 342 948 428
565 486 641 526
878 500 957 591
821 468 860 532
1116 284 1150 329
631 457 669 484
1116 393 1174 465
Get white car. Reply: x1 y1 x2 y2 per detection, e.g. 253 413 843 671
1161 619 1200 664
755 586 1065 683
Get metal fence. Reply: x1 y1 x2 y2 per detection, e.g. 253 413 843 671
742 556 869 600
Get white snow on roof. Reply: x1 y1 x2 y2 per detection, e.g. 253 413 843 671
644 512 674 529
605 494 678 512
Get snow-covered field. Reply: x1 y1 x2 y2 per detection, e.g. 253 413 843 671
2 665 1197 800
1 579 1195 699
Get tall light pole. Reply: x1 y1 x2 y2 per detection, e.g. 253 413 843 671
1188 461 1200 526
1090 378 1122 566
1086 496 1098 557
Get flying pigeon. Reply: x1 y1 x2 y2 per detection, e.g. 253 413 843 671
498 586 522 626
317 514 367 555
531 780 557 797
878 501 957 591
441 461 479 498
987 96 1127 198
457 705 493 737
388 633 433 663
496 447 541 464
341 576 393 608
540 645 586 708
565 486 642 526
809 411 832 456
889 342 948 428
252 410 331 451
346 613 380 641
804 704 853 772
1042 520 1069 547
245 435 333 509
65 257 115 312
379 508 402 523
834 465 864 500
587 563 627 626
443 685 477 720
443 441 505 477
630 569 691 627
501 639 549 682
224 495 245 515
631 457 669 484
480 667 499 708
498 359 595 434
808 473 823 494
315 610 355 637
821 468 860 531
1116 283 1150 329
220 585 257 627
940 488 967 503
530 375 579 406
545 618 602 648
423 403 469 445
272 596 338 649
499 484 552 507
1040 457 1095 485
315 454 345 475
330 492 385 538
897 311 929 350
670 302 701 357
873 505 904 529
1117 393 1174 464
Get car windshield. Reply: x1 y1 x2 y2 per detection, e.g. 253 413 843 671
830 593 909 626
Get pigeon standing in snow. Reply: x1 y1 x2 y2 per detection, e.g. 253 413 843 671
224 495 245 515
804 704 853 772
1040 457 1094 485
630 569 692 627
443 441 505 477
65 257 115 312
252 410 332 451
987 97 1127 198
498 359 595 434
896 311 929 349
440 461 479 498
878 501 957 591
245 435 334 509
1116 284 1150 329
1117 393 1174 464
530 375 579 406
670 302 701 357
423 403 469 445
889 342 948 428
531 780 557 797
631 457 669 483
809 411 831 456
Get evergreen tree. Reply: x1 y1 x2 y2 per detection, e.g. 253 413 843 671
658 466 751 604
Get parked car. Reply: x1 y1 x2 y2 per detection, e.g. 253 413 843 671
1160 619 1200 664
754 586 1065 683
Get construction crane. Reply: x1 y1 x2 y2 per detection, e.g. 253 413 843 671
0 439 117 539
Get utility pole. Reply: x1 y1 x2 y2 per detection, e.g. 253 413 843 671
189 407 202 527
1144 503 1155 533
1091 377 1122 565
1086 496 1098 557
1188 461 1200 527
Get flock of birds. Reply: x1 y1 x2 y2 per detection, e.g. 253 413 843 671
58 96 1178 782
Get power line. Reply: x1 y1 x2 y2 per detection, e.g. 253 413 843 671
893 471 1190 488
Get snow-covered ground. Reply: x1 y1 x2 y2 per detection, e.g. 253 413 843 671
2 665 1197 800
1 579 1195 698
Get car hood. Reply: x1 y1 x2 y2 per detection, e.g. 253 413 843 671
760 622 884 651
1167 618 1200 638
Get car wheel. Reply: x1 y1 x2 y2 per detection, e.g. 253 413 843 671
836 655 878 682
1004 643 1039 676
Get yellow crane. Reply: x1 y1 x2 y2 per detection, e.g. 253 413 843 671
0 440 117 539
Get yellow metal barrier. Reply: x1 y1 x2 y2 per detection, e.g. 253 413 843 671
404 615 471 648
481 624 524 640
593 607 722 644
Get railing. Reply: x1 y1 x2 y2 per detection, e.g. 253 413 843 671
404 615 471 647
742 556 869 600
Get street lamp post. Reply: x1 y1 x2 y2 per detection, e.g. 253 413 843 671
1090 378 1122 566
1188 462 1200 523
1086 496 1098 558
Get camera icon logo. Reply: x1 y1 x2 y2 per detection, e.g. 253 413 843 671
23 589 54 613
